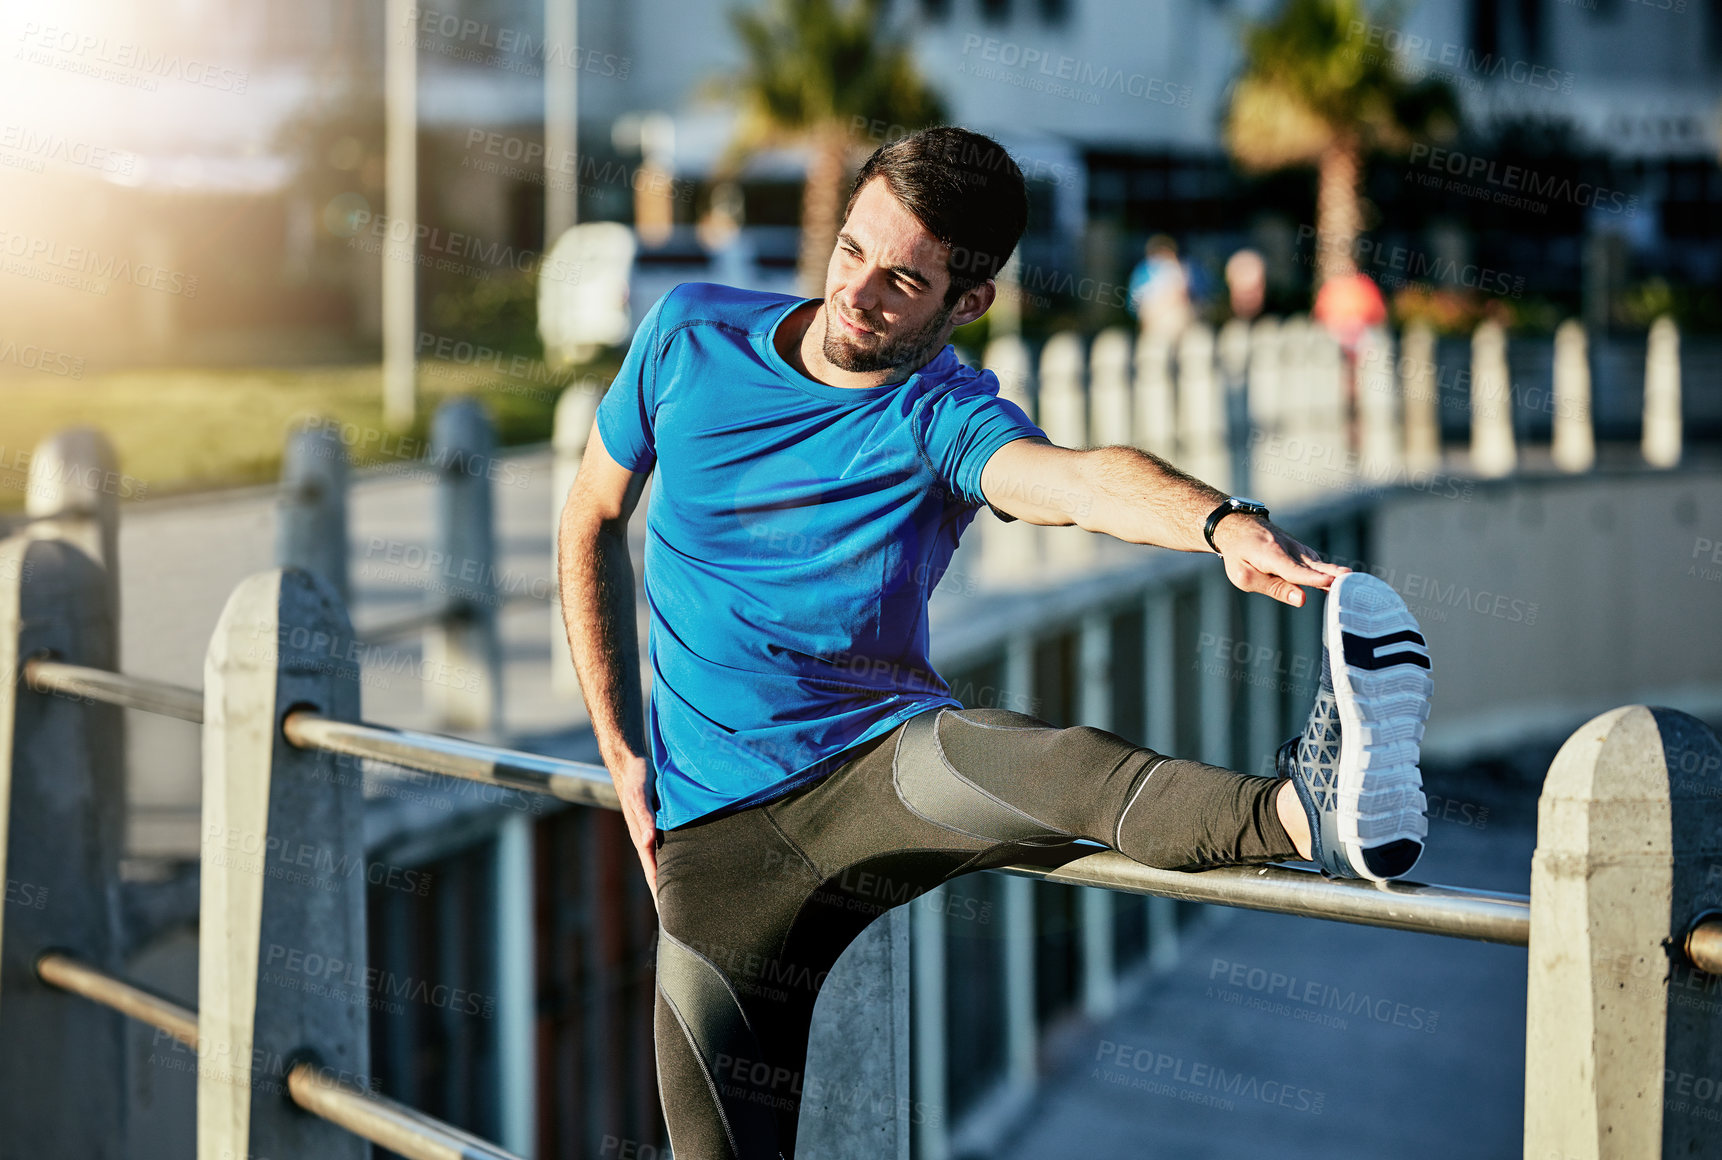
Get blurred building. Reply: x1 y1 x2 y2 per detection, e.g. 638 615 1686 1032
6 0 1719 365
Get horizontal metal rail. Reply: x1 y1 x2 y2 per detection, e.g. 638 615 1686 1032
283 711 618 810
24 657 204 723
32 661 1722 956
998 852 1532 946
357 588 554 645
36 951 198 1047
35 952 522 1160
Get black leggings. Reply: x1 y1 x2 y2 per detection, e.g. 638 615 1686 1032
651 706 1298 1159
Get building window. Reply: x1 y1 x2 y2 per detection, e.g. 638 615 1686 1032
980 0 1012 22
1037 0 1071 22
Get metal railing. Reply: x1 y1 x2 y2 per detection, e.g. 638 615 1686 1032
33 951 522 1160
22 655 1560 949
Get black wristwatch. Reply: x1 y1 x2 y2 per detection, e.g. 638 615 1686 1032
1203 497 1270 554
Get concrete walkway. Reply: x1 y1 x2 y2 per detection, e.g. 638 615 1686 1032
991 802 1534 1160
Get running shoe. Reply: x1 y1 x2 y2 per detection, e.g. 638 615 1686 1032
1276 571 1432 881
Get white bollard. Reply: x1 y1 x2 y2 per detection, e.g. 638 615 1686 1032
1642 315 1681 469
551 383 604 696
276 420 351 605
1306 327 1347 492
1088 328 1133 448
1469 320 1517 478
1132 331 1177 457
1176 323 1227 491
1551 319 1595 473
1356 326 1400 482
1039 333 1093 569
1401 322 1441 473
1219 319 1252 495
980 336 1040 583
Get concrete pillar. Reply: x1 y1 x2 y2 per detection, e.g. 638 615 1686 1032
802 907 913 1160
1038 333 1092 569
0 536 126 1156
426 399 502 733
1132 331 1176 457
1523 706 1722 1160
1356 326 1399 482
1088 328 1133 448
1552 319 1595 474
1469 320 1516 478
198 568 366 1160
979 336 1040 584
1197 570 1232 769
1077 613 1116 1020
383 0 418 429
1219 319 1252 496
25 427 121 631
1643 316 1681 469
1176 324 1227 491
552 384 604 696
276 420 350 606
1401 322 1441 473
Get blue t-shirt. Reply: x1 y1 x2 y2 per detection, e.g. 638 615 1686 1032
596 282 1046 829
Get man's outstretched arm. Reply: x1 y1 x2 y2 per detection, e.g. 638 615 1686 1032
556 425 658 898
978 436 1347 607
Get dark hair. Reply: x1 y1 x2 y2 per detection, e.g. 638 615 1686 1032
843 126 1027 305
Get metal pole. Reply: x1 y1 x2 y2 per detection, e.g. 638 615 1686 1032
543 0 577 243
383 0 418 429
1001 636 1037 1087
1077 613 1116 1020
24 657 204 723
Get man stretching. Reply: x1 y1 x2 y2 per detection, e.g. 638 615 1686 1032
558 127 1433 1160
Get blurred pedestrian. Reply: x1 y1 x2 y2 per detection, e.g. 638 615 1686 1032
1129 234 1193 337
1225 247 1266 322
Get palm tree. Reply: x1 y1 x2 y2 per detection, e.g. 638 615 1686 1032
720 0 945 295
1224 0 1459 289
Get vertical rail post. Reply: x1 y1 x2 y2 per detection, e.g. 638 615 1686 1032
1400 322 1441 473
198 568 366 1160
911 880 948 1160
979 334 1040 585
1077 612 1116 1020
426 398 502 732
1001 635 1037 1086
1088 328 1133 447
1524 706 1722 1160
1039 333 1093 571
383 0 419 429
276 420 351 606
0 535 126 1155
495 813 537 1156
1142 589 1179 969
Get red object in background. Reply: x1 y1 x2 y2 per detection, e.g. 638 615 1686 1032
1314 271 1388 350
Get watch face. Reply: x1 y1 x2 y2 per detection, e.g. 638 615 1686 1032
1231 497 1268 514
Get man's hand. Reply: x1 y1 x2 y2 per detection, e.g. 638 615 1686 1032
610 752 660 905
1212 515 1350 607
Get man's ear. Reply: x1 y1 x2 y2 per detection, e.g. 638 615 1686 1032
950 279 996 328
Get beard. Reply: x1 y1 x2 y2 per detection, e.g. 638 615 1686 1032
821 298 954 375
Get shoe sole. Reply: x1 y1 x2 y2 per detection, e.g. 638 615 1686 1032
1324 572 1432 881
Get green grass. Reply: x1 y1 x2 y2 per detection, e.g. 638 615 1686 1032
0 355 620 510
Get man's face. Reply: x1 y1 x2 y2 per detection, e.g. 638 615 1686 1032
820 177 960 375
